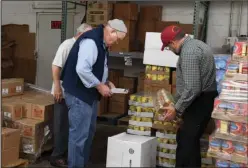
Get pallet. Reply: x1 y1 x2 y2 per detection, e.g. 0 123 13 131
3 159 29 168
19 142 53 164
117 116 130 127
97 113 127 125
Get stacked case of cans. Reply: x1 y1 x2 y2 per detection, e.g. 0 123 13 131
208 70 248 167
156 131 214 167
145 65 170 83
127 92 155 136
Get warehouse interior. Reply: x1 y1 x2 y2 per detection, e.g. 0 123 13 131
1 1 248 167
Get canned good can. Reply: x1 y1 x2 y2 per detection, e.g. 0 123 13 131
152 74 157 81
233 42 246 56
146 74 152 80
151 66 158 71
157 66 164 71
157 74 165 81
241 43 247 56
146 65 152 71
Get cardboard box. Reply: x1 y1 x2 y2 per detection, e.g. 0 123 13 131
28 99 54 121
15 118 44 138
15 118 51 154
2 127 21 150
172 71 176 85
180 24 202 37
108 69 124 87
2 101 23 121
139 5 162 21
113 3 138 20
171 85 176 95
1 128 21 166
110 20 137 52
97 97 109 116
2 40 15 59
2 147 19 167
155 21 180 32
110 93 129 103
86 2 113 27
137 21 156 51
2 78 24 97
108 93 129 114
106 132 157 167
12 58 37 84
119 77 138 93
87 1 113 10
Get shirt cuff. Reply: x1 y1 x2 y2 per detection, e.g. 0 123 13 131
175 102 184 116
91 80 101 88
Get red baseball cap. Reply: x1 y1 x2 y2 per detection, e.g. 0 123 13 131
161 25 182 51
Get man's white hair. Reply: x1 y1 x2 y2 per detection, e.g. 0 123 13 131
76 23 92 34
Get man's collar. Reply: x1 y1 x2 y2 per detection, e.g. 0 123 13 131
178 35 192 54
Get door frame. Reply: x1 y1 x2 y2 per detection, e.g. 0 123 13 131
35 12 75 85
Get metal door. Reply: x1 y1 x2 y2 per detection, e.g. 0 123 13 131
36 13 74 90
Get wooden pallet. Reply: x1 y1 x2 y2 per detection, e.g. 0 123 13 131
117 116 130 127
3 159 29 168
97 113 127 125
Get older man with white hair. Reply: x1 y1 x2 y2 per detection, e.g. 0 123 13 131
61 19 127 168
50 23 92 167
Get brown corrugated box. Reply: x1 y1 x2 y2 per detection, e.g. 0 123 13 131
97 97 109 116
108 69 124 87
137 20 156 51
86 2 113 26
15 119 51 154
172 71 176 85
110 20 137 52
87 1 112 10
2 78 24 97
2 101 23 121
113 3 138 20
23 99 54 121
119 76 138 93
108 93 129 114
139 5 162 21
1 128 21 166
180 24 202 36
155 21 180 32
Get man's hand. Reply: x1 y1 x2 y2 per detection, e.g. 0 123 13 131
163 104 177 121
108 81 116 89
97 83 112 97
54 83 63 102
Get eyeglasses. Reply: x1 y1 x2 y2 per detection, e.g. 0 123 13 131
115 31 120 44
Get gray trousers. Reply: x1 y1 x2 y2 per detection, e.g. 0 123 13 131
51 99 69 159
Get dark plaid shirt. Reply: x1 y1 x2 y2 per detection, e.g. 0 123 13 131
175 36 217 114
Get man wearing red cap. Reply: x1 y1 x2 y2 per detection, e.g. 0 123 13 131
161 25 218 167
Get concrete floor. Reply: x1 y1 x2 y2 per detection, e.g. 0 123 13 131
29 124 126 167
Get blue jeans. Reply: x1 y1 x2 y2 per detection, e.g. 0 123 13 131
51 99 69 159
64 92 98 168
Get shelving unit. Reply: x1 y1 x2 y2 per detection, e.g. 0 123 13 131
61 1 210 58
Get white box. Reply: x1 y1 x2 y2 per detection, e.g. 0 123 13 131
143 49 179 67
106 132 157 167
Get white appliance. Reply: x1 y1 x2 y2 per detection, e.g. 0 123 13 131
106 132 157 167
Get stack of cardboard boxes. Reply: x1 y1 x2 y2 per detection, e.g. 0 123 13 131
2 78 54 164
86 1 114 28
137 5 162 51
2 24 37 84
111 3 138 52
97 69 139 117
2 128 21 166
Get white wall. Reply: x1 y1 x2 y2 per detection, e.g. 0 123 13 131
207 1 248 52
2 1 85 33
